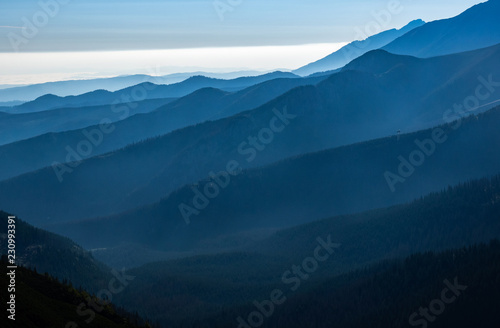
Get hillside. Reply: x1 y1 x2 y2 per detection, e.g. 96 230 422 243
0 258 151 328
203 241 500 328
0 211 111 292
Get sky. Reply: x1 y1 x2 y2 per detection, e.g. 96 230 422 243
0 0 484 85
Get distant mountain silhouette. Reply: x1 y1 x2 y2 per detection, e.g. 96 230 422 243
6 71 298 114
0 100 24 107
0 98 174 146
0 74 171 103
294 19 424 76
383 0 500 57
0 70 269 103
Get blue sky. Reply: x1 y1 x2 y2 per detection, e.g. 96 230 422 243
0 0 484 84
0 0 483 51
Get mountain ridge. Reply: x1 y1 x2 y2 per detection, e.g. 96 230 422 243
383 0 500 57
293 19 425 76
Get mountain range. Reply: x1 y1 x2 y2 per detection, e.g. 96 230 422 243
1 71 298 114
1 43 499 227
0 74 325 181
1 1 500 327
0 70 270 103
